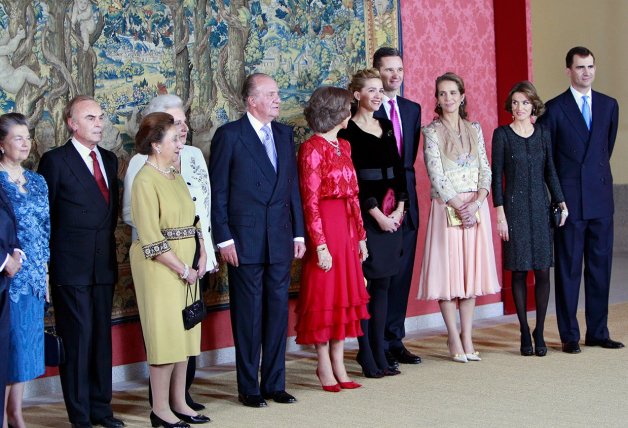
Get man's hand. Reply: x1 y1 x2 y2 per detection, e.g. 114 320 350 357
219 244 239 267
4 250 22 277
294 241 306 259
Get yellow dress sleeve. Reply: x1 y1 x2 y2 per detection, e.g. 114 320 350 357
131 169 171 258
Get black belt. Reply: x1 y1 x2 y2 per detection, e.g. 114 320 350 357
357 167 395 180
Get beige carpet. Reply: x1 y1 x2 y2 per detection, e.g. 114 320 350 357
23 303 628 427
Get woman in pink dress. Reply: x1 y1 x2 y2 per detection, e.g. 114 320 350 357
419 72 500 363
296 86 370 392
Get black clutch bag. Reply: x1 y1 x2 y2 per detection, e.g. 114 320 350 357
182 280 206 330
44 305 65 367
550 204 562 228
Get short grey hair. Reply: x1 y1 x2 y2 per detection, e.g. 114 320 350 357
143 94 184 117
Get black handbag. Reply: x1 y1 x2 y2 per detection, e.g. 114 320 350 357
182 280 206 330
44 305 65 367
550 203 562 228
182 215 205 330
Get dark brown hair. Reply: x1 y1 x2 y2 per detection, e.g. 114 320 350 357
566 46 595 68
504 81 546 117
135 112 175 155
63 95 97 133
373 47 402 69
304 86 352 133
434 72 468 119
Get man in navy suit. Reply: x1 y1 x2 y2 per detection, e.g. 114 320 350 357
38 96 124 428
209 73 305 407
540 46 623 354
373 47 422 366
0 185 22 428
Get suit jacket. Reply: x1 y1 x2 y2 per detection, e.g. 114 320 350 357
539 89 619 220
375 96 422 230
209 115 304 265
38 140 119 286
0 185 20 293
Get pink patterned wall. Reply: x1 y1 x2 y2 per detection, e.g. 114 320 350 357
399 0 502 315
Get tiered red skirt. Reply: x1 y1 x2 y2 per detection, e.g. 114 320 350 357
295 199 370 345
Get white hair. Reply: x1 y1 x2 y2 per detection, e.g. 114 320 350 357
142 94 184 117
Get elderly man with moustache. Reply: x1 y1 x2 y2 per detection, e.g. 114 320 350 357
38 96 124 428
209 73 305 408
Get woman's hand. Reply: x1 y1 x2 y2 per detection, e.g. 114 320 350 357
559 202 568 227
197 252 207 279
388 208 404 228
456 202 478 228
358 240 369 262
495 205 508 240
185 268 199 285
317 245 332 272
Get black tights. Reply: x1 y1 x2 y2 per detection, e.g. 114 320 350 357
511 269 550 347
357 277 391 373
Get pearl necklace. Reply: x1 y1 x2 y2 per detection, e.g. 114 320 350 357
320 135 341 156
0 161 25 186
145 160 175 176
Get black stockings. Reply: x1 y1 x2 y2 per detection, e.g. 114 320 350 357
511 269 550 346
357 277 391 374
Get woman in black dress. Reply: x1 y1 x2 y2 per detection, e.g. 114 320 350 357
339 69 406 377
491 81 567 356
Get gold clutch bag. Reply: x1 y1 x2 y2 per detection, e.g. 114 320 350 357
445 206 480 227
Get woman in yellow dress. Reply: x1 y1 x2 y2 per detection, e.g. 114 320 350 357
130 112 209 427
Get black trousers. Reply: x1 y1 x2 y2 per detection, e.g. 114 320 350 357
384 219 418 352
0 288 9 428
228 261 290 396
52 284 114 425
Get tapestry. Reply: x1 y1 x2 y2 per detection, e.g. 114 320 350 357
0 0 400 321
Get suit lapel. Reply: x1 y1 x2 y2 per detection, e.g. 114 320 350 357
62 141 110 208
558 89 590 144
582 90 605 161
239 116 277 183
397 97 415 166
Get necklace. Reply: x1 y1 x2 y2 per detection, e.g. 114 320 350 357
319 135 341 156
0 161 25 186
145 160 174 176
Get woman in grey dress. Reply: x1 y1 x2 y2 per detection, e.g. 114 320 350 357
491 81 567 357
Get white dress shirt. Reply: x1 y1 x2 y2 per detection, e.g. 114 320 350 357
71 138 109 186
570 86 593 121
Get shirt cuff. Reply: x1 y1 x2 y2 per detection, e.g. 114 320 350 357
217 239 235 248
0 254 8 272
293 237 304 243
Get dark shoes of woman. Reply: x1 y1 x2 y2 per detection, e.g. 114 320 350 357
356 352 384 378
172 410 211 424
533 328 547 357
149 412 190 428
520 331 534 356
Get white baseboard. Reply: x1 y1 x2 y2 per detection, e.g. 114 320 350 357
24 302 503 400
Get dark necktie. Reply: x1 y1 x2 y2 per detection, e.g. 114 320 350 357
89 150 110 204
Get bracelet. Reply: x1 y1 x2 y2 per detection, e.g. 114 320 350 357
180 263 190 280
475 200 482 209
497 219 505 224
561 210 569 217
316 245 328 252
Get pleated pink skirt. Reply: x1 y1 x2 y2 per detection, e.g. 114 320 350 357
418 192 501 301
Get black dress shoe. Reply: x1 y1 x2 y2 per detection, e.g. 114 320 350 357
91 416 125 428
149 412 190 428
390 347 422 364
385 351 400 369
172 410 211 424
262 390 297 404
585 338 625 349
238 394 268 408
561 341 581 354
382 367 401 376
71 424 93 428
187 401 206 412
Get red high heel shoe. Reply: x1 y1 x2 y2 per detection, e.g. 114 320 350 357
316 369 341 392
337 380 362 389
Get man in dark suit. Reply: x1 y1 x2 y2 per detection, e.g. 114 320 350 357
38 96 124 428
0 185 22 428
209 73 305 408
540 46 623 354
373 47 422 366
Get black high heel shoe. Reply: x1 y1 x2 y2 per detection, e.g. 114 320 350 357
172 410 211 424
356 352 384 378
520 332 534 356
533 328 547 357
150 411 190 428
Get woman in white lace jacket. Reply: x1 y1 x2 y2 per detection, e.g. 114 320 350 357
418 72 500 363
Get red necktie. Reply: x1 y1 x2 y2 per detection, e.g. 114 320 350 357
89 151 110 204
389 99 402 156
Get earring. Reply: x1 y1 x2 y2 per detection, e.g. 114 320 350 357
0 147 4 154
156 146 161 154
460 99 465 106
436 102 441 108
512 115 515 120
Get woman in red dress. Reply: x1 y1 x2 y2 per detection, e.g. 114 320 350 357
296 86 370 392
